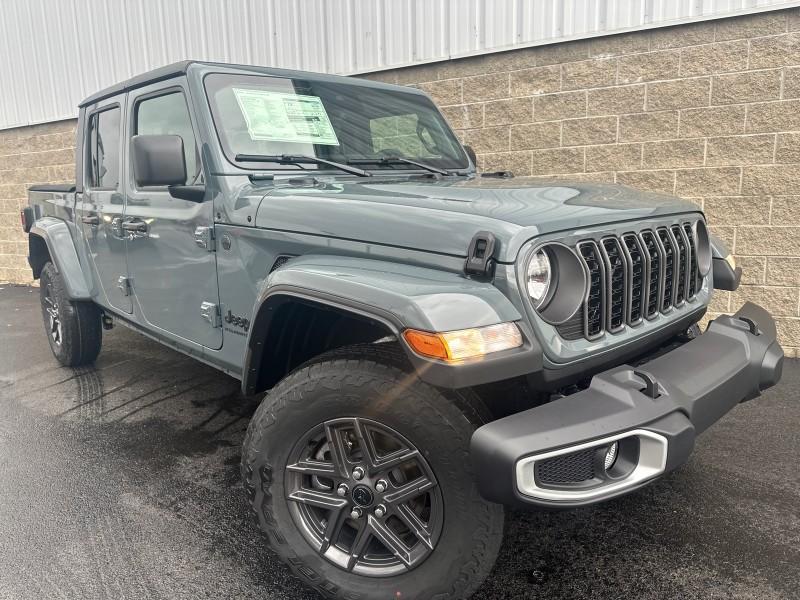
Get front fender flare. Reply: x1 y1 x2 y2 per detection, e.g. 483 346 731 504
30 217 91 300
242 255 542 392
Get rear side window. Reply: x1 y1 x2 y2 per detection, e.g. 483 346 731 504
134 92 198 185
87 107 121 189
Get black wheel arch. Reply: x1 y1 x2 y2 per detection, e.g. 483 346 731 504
28 233 52 279
242 291 399 396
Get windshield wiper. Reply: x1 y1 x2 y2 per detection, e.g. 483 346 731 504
235 154 371 177
348 156 451 176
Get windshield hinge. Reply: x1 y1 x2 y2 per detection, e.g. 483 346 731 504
117 275 132 297
200 302 222 328
465 231 497 278
194 226 215 252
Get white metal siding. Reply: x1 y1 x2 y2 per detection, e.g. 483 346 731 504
1 0 799 130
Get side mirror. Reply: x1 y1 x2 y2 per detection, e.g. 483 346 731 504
463 144 478 166
131 134 187 187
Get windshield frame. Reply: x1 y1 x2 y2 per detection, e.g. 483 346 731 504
202 71 471 174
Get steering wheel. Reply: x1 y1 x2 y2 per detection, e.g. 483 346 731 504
416 122 439 154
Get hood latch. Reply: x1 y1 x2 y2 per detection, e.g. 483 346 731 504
465 231 497 278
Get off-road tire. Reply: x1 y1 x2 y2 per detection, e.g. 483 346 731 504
39 262 102 367
241 343 504 600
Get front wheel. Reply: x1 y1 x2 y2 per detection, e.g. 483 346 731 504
39 262 102 367
241 345 504 599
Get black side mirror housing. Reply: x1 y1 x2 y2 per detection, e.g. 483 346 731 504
131 134 187 187
463 144 478 167
168 185 206 203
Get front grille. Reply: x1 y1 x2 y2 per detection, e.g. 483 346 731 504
577 242 605 338
601 237 627 332
657 228 675 311
535 447 596 485
640 230 661 319
683 223 700 298
621 234 644 325
671 225 687 305
566 220 703 341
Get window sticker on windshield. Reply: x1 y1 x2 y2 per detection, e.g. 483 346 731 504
232 88 340 146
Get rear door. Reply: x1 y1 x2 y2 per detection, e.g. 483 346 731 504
78 96 132 313
123 80 222 349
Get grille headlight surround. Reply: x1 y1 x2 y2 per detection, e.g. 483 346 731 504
524 243 588 325
693 219 712 276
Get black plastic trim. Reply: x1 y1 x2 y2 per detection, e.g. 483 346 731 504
28 184 76 193
471 302 783 508
712 257 742 291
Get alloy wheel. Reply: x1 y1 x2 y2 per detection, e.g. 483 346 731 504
285 417 443 577
43 284 62 346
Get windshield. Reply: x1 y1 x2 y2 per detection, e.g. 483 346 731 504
204 73 469 172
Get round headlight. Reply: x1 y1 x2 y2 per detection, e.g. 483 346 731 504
523 243 588 325
526 249 552 308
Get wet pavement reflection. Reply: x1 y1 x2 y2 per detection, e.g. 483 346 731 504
0 285 797 599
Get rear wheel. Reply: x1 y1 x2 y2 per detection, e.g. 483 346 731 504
39 262 102 367
241 344 504 599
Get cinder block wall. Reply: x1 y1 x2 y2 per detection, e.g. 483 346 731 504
363 9 800 357
0 120 76 282
1 9 799 355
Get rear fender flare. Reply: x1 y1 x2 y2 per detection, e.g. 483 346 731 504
30 217 91 300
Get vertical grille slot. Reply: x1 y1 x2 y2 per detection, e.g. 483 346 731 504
683 222 699 299
639 230 661 319
656 228 674 312
577 241 605 339
670 225 687 306
600 237 627 332
621 234 645 325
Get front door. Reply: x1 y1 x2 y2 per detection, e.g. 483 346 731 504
123 81 222 349
78 97 132 313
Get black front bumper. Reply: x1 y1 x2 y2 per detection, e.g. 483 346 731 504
470 302 784 508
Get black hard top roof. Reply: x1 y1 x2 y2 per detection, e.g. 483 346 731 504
78 60 417 108
79 61 194 108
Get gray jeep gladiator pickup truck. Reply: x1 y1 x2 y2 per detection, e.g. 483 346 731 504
23 60 783 599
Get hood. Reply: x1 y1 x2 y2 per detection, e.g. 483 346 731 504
254 176 699 262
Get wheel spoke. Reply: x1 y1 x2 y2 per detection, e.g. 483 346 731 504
383 475 436 506
285 459 338 479
393 503 434 550
346 520 373 571
352 418 382 469
287 489 348 511
319 505 349 554
324 421 355 478
368 515 413 568
373 447 419 472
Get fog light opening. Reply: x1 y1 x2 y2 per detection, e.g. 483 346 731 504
603 442 619 471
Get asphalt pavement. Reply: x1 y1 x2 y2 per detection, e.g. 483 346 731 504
0 285 797 600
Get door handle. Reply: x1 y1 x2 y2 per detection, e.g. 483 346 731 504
121 220 148 233
81 215 100 225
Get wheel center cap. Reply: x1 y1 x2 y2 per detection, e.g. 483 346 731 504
352 485 374 507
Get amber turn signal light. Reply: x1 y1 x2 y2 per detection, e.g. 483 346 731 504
403 322 523 362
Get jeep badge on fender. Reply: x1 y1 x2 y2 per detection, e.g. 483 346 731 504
224 309 250 332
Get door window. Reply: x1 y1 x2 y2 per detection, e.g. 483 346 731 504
134 92 199 184
87 107 121 189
